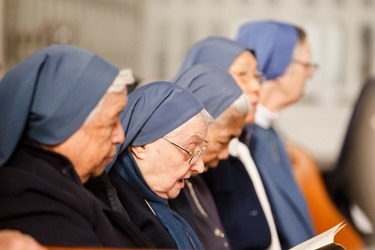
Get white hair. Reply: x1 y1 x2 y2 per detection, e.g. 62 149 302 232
84 69 132 123
107 68 135 93
166 109 213 139
214 93 249 125
230 93 250 118
196 108 214 124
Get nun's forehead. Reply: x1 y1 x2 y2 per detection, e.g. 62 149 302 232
166 113 208 144
117 81 204 151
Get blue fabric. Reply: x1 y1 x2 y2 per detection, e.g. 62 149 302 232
173 64 242 119
108 81 203 164
236 20 298 80
243 125 315 249
108 81 204 248
0 45 119 166
177 36 250 74
113 151 203 250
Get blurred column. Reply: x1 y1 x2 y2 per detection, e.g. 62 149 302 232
0 0 4 78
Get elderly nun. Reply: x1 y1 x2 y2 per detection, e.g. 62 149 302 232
177 36 261 124
108 81 211 249
176 36 280 249
0 45 153 248
234 20 316 249
170 64 249 250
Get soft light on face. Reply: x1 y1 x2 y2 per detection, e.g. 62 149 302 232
133 115 208 199
203 109 244 168
228 51 260 124
276 39 313 105
43 89 128 183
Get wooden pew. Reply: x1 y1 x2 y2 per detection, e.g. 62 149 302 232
286 143 366 250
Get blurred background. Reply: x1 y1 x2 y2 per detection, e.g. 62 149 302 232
1 0 375 246
1 0 374 171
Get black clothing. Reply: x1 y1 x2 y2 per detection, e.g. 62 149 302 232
171 176 231 250
85 173 130 218
0 142 154 248
203 155 272 249
109 170 177 249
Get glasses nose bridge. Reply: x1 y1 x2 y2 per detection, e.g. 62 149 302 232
256 72 266 84
188 140 209 165
162 137 194 160
162 137 209 166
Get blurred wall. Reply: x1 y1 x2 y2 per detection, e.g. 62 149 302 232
0 0 4 78
2 0 375 169
134 0 375 169
4 0 140 71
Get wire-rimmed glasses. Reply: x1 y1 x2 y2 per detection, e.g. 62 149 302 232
293 59 319 73
162 138 209 165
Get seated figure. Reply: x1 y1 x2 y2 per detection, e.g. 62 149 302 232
0 45 153 248
108 81 211 249
171 64 249 249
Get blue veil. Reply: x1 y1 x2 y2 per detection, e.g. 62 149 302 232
178 36 251 74
236 20 298 79
0 45 119 166
174 64 243 119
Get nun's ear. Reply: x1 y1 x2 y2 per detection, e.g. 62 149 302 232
130 145 146 160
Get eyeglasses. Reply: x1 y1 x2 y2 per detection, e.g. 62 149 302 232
162 137 209 165
233 71 266 84
293 59 319 72
255 72 266 84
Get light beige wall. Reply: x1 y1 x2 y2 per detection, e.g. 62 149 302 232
135 0 375 168
4 0 139 70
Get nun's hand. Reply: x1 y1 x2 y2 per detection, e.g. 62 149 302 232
0 230 47 250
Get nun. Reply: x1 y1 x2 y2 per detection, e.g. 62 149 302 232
170 64 249 250
235 20 316 248
177 35 261 124
177 36 280 249
108 81 211 249
0 45 153 248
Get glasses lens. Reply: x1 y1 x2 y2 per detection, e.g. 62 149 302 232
188 141 209 165
256 72 266 84
311 63 319 73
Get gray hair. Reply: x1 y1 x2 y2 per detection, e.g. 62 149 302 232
294 25 307 43
228 93 249 118
107 68 134 93
166 108 213 139
214 93 249 125
196 108 214 125
85 70 131 123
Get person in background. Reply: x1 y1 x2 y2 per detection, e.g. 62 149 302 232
108 81 211 249
171 64 249 250
234 20 317 248
176 36 261 127
0 45 153 248
177 36 280 249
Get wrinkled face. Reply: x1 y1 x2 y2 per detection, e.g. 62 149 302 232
277 39 313 104
133 115 208 199
229 51 260 124
44 89 127 183
203 109 244 168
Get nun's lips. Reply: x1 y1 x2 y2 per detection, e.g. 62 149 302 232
105 154 115 163
107 153 116 161
177 178 186 189
177 174 191 184
177 174 191 188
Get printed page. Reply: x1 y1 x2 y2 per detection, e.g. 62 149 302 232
290 221 347 250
